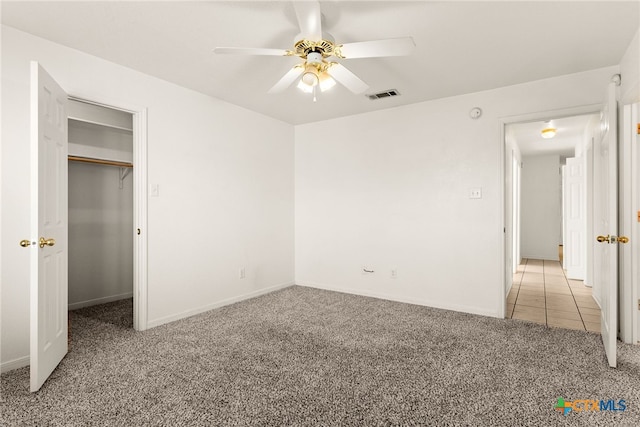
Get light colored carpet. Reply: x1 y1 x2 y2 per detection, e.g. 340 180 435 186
1 286 639 426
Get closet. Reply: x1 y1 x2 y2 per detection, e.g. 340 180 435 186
67 99 134 314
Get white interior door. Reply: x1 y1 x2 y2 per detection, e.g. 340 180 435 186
593 82 618 368
563 157 586 280
30 62 69 391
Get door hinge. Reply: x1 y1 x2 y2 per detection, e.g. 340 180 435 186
638 299 640 310
637 210 640 223
637 123 640 134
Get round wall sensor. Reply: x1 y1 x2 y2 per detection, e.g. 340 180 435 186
469 107 482 119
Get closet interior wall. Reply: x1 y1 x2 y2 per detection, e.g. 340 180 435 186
68 100 134 310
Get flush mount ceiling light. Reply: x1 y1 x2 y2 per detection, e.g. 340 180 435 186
541 127 557 139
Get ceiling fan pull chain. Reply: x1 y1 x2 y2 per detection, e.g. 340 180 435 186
313 85 317 102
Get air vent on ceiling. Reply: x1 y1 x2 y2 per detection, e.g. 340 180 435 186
366 89 400 100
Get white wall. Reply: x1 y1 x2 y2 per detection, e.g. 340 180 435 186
295 67 618 317
1 26 295 370
620 29 639 105
521 155 561 261
68 161 134 309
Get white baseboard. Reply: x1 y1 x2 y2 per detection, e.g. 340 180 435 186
147 281 294 329
297 281 500 318
1 355 29 373
68 292 133 310
521 253 559 261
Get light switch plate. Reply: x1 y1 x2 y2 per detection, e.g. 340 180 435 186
469 188 482 199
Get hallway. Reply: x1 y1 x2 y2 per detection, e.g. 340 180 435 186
507 259 601 333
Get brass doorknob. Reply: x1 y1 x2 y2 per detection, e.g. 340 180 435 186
39 237 55 248
618 236 629 244
19 240 32 247
596 235 610 243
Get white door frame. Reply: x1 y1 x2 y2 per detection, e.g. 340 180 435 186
499 104 601 319
67 92 148 331
512 151 520 273
633 103 640 345
620 102 639 344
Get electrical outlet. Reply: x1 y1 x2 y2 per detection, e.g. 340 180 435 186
391 269 397 279
239 267 246 279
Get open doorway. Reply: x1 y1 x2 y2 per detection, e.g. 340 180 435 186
503 112 601 332
67 99 135 339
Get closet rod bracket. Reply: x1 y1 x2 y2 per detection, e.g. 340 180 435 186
119 167 132 189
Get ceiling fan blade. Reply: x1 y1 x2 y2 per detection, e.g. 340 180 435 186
326 63 369 94
267 66 304 94
213 47 290 56
293 1 322 41
339 37 415 59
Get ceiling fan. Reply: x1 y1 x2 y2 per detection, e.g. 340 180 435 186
213 1 415 98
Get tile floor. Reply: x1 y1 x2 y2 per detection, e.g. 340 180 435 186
507 258 601 333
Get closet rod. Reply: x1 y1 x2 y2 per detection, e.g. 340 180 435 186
68 156 133 168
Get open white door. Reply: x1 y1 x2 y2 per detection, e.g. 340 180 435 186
29 62 69 391
593 81 618 368
563 157 586 280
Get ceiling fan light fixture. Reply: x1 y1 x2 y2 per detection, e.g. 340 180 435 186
297 79 314 93
319 72 336 92
301 64 320 87
541 127 557 139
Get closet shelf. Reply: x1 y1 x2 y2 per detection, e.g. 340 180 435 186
68 155 133 168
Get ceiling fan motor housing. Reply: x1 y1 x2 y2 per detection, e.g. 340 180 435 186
307 51 323 65
294 39 339 58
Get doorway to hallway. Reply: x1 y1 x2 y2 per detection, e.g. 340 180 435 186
502 108 602 336
507 258 601 333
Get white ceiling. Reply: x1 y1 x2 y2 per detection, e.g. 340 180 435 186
2 1 638 125
507 114 598 158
